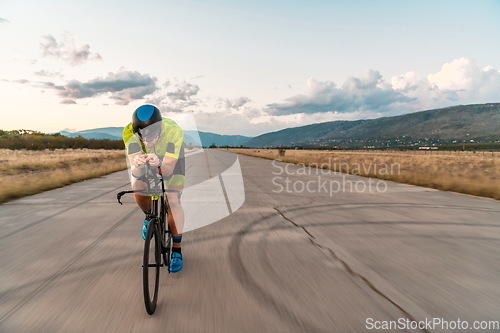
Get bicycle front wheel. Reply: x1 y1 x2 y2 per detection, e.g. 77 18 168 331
143 219 161 315
160 196 171 268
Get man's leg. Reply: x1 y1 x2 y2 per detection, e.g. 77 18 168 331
166 191 184 239
134 194 151 212
132 180 153 240
132 180 149 211
166 189 184 272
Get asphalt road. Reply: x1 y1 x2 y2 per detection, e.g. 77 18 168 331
1 150 499 332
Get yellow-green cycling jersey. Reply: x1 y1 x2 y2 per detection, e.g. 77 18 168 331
122 118 185 187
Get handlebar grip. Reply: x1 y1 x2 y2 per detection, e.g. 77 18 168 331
117 192 124 205
116 190 135 205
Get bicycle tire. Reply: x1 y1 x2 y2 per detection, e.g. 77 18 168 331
163 232 171 271
143 219 161 315
160 197 171 269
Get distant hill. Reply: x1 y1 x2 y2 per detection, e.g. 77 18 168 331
245 103 500 148
57 127 252 147
193 131 250 147
59 127 123 140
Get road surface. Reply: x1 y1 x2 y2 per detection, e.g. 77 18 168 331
1 150 499 332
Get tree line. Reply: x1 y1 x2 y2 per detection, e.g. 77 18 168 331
0 130 124 150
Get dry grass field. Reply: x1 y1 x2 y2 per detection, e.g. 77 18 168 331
0 149 127 203
231 148 500 200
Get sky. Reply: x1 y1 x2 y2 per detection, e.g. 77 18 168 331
1 0 499 136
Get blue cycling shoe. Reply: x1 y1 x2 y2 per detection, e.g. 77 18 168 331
141 219 149 240
169 252 183 272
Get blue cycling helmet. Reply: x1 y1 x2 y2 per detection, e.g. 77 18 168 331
132 104 162 134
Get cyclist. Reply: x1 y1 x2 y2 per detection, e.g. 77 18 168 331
122 104 185 272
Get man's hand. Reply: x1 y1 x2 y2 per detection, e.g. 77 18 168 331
133 154 148 168
144 153 160 166
133 154 160 167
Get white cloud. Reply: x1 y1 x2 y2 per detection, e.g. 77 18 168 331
267 58 500 120
167 82 200 103
267 69 414 115
428 57 479 90
61 99 77 104
392 57 500 111
144 80 201 112
40 33 102 66
34 69 63 78
215 96 251 111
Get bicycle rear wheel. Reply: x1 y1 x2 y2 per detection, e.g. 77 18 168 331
143 220 161 315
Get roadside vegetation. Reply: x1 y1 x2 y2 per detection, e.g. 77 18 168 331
0 149 127 204
0 129 123 150
231 148 500 200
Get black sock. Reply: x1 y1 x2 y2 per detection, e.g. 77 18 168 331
172 235 182 254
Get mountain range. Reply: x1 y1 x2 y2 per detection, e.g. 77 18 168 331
245 103 500 148
58 128 251 147
57 103 500 148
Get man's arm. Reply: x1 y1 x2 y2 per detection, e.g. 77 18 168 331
159 123 183 178
129 154 149 177
126 142 148 178
160 156 178 178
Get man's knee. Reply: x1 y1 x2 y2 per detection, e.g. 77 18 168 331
135 193 146 200
132 180 146 190
134 193 149 206
168 199 182 210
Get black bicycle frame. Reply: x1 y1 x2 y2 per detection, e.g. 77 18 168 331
116 163 180 247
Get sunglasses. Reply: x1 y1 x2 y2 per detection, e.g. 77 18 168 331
139 129 160 142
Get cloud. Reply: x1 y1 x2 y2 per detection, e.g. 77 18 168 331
61 99 77 104
428 57 479 90
166 82 200 103
46 70 158 105
1 78 32 85
40 33 102 65
143 80 202 112
34 70 63 78
268 70 414 115
0 18 9 24
216 96 251 111
192 111 269 136
428 58 500 100
267 59 500 117
392 57 500 111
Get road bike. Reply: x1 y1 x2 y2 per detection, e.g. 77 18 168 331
117 163 180 315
